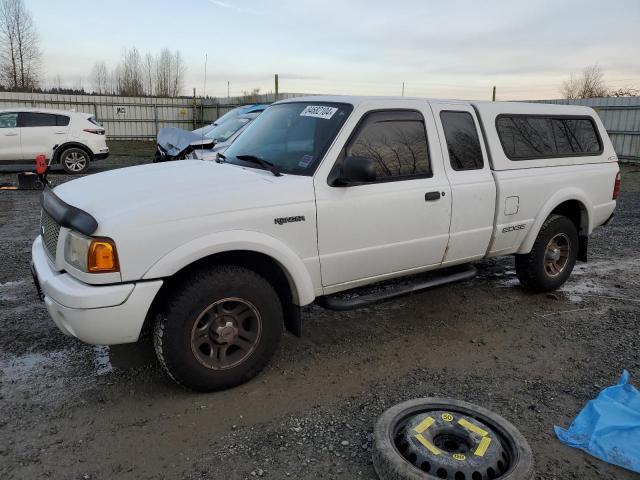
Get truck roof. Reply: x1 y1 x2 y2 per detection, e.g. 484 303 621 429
278 95 596 116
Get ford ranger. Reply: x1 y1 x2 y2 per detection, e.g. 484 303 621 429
31 96 619 391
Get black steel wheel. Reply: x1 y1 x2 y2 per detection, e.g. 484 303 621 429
515 214 578 292
153 265 283 392
373 398 534 480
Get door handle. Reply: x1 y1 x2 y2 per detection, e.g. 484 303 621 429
425 191 441 201
54 131 66 134
5 132 17 136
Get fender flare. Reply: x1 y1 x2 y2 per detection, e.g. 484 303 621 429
517 188 592 254
142 230 316 306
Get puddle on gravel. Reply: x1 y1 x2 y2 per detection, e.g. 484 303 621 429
93 346 114 376
492 258 640 305
0 279 27 301
0 349 72 383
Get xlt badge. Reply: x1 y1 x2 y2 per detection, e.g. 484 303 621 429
274 216 305 225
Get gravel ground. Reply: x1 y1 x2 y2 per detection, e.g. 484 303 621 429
0 151 639 480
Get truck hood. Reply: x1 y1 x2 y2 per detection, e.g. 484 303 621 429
52 160 310 233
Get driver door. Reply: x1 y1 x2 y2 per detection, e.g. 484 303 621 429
314 101 451 292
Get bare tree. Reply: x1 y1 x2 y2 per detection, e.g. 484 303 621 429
91 61 109 94
0 0 41 90
155 48 172 96
115 47 144 96
154 48 185 97
170 50 185 97
143 52 154 96
609 87 639 97
561 64 609 99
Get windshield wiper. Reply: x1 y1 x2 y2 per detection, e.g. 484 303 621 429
235 154 282 177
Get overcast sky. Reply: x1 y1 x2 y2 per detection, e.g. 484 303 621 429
30 0 640 100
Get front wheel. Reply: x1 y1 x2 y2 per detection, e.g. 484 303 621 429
153 265 283 392
515 214 578 292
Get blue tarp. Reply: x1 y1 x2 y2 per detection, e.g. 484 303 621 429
555 370 640 473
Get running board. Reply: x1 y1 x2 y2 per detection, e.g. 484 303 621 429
315 265 477 311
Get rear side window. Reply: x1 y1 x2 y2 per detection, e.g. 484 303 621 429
56 115 70 126
440 111 483 170
552 118 601 155
496 115 602 160
346 110 431 180
88 117 102 127
19 112 58 127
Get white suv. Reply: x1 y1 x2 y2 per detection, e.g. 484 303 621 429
0 108 109 174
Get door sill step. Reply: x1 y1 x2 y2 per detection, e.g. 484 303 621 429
315 264 477 311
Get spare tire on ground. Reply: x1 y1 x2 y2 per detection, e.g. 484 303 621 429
373 398 534 480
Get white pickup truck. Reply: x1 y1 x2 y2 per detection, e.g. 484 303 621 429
31 96 619 391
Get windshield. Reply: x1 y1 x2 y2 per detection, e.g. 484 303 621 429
204 116 251 142
223 102 353 176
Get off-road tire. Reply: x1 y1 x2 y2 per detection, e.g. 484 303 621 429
153 265 283 392
60 146 91 174
373 398 534 480
515 214 578 292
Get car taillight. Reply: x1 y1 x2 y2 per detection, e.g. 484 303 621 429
83 128 105 135
613 172 621 200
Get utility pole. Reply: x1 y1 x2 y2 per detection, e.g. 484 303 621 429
492 86 496 102
275 74 279 101
402 82 405 96
192 88 197 130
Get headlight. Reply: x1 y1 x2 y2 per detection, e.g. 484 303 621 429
64 231 119 273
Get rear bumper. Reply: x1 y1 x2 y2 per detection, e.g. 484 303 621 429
94 152 109 160
31 236 162 345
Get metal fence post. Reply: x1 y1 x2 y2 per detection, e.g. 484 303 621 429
154 104 158 137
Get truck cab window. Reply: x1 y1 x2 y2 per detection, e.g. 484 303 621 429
346 110 430 180
439 111 483 170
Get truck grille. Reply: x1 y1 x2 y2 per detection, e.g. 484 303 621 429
41 209 61 261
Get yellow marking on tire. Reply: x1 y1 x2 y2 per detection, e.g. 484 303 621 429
413 416 435 434
441 413 454 422
414 433 441 455
458 418 489 437
474 436 492 457
453 453 466 461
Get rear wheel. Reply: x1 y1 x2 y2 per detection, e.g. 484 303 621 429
60 147 91 174
153 265 283 391
515 214 578 292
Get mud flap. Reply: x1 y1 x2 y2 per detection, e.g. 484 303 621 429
578 235 588 262
283 304 302 337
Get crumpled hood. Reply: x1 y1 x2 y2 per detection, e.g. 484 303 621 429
52 160 291 233
157 127 214 157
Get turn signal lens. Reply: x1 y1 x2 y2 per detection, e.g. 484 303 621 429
88 239 119 273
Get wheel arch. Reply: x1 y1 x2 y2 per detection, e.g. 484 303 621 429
53 142 94 164
142 231 316 306
518 190 592 257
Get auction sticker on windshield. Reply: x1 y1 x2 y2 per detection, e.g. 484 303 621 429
300 105 338 119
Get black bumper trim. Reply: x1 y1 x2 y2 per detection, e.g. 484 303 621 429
41 186 98 236
94 152 109 160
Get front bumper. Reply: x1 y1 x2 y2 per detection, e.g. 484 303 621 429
31 236 162 345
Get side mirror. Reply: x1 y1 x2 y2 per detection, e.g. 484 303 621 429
334 155 376 186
